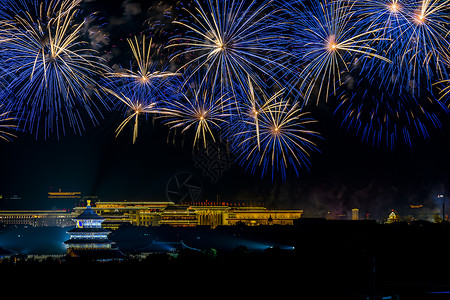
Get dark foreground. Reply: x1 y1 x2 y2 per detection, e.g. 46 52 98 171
1 220 450 299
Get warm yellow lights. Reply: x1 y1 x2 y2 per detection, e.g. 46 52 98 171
416 13 425 24
327 35 338 52
216 41 226 51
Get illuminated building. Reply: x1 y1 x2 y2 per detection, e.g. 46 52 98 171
74 201 303 229
0 210 74 226
75 201 173 229
192 205 230 227
159 205 199 227
387 211 400 223
352 208 359 221
64 201 123 260
226 207 302 226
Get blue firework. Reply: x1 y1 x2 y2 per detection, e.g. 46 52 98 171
335 70 448 149
168 0 289 101
285 0 390 105
349 0 450 95
0 0 110 139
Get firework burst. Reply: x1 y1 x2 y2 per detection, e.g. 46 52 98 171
104 35 179 143
348 0 450 95
160 74 233 149
110 35 180 98
0 0 110 139
168 0 288 100
335 72 447 149
231 91 321 180
287 0 391 104
106 88 159 144
401 0 450 93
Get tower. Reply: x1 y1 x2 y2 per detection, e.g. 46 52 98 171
64 201 123 260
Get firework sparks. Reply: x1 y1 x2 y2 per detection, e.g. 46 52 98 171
335 71 447 149
0 105 17 142
104 35 179 143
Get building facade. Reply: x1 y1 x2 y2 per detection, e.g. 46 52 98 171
226 207 303 226
0 202 303 229
74 201 303 229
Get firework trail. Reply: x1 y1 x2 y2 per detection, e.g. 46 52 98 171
0 105 17 142
0 0 32 19
0 0 110 139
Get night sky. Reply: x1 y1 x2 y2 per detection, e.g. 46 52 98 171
0 0 449 220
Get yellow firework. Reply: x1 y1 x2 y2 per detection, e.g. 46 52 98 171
160 78 232 149
110 35 179 88
107 89 159 144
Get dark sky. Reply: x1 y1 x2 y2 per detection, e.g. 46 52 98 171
0 0 449 220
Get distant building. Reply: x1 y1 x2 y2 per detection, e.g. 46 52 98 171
64 201 123 261
0 210 74 226
77 201 173 229
48 189 82 210
159 205 199 227
387 211 400 223
352 208 359 221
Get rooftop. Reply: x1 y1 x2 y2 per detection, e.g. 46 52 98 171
73 204 104 221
